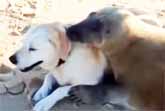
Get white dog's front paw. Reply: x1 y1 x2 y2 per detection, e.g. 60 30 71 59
33 88 49 102
33 98 54 111
32 74 57 103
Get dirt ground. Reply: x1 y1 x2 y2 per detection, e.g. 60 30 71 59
0 0 165 111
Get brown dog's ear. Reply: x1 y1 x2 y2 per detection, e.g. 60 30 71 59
58 31 71 60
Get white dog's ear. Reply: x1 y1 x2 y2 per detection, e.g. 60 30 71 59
50 22 71 60
58 31 71 60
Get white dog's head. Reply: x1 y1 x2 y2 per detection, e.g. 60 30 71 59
9 23 71 72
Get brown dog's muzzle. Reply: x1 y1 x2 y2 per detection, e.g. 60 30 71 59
66 17 103 43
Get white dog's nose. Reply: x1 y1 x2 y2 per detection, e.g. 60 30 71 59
9 54 17 65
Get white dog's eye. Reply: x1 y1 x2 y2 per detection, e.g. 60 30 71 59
29 48 36 51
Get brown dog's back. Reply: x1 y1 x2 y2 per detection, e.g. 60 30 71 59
105 19 165 110
109 40 164 110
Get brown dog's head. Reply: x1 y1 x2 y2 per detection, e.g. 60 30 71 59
67 7 162 48
67 7 134 46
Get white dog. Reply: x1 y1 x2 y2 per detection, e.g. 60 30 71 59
9 23 107 111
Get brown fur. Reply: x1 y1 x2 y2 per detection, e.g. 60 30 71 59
102 14 165 110
88 45 102 63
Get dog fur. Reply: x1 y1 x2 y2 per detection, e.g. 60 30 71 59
67 7 165 110
9 22 107 111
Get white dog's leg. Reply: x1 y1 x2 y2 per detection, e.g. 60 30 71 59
33 85 72 111
33 74 57 102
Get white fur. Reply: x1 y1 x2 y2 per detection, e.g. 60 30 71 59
53 44 106 86
33 74 57 102
14 23 107 111
16 25 60 70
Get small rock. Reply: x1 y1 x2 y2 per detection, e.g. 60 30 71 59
21 7 35 17
161 9 165 13
0 64 12 73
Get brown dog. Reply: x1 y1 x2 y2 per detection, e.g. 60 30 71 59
67 7 165 110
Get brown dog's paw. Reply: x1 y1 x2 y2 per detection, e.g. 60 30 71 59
69 85 106 105
69 85 89 105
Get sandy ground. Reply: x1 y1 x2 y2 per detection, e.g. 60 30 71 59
0 0 165 111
